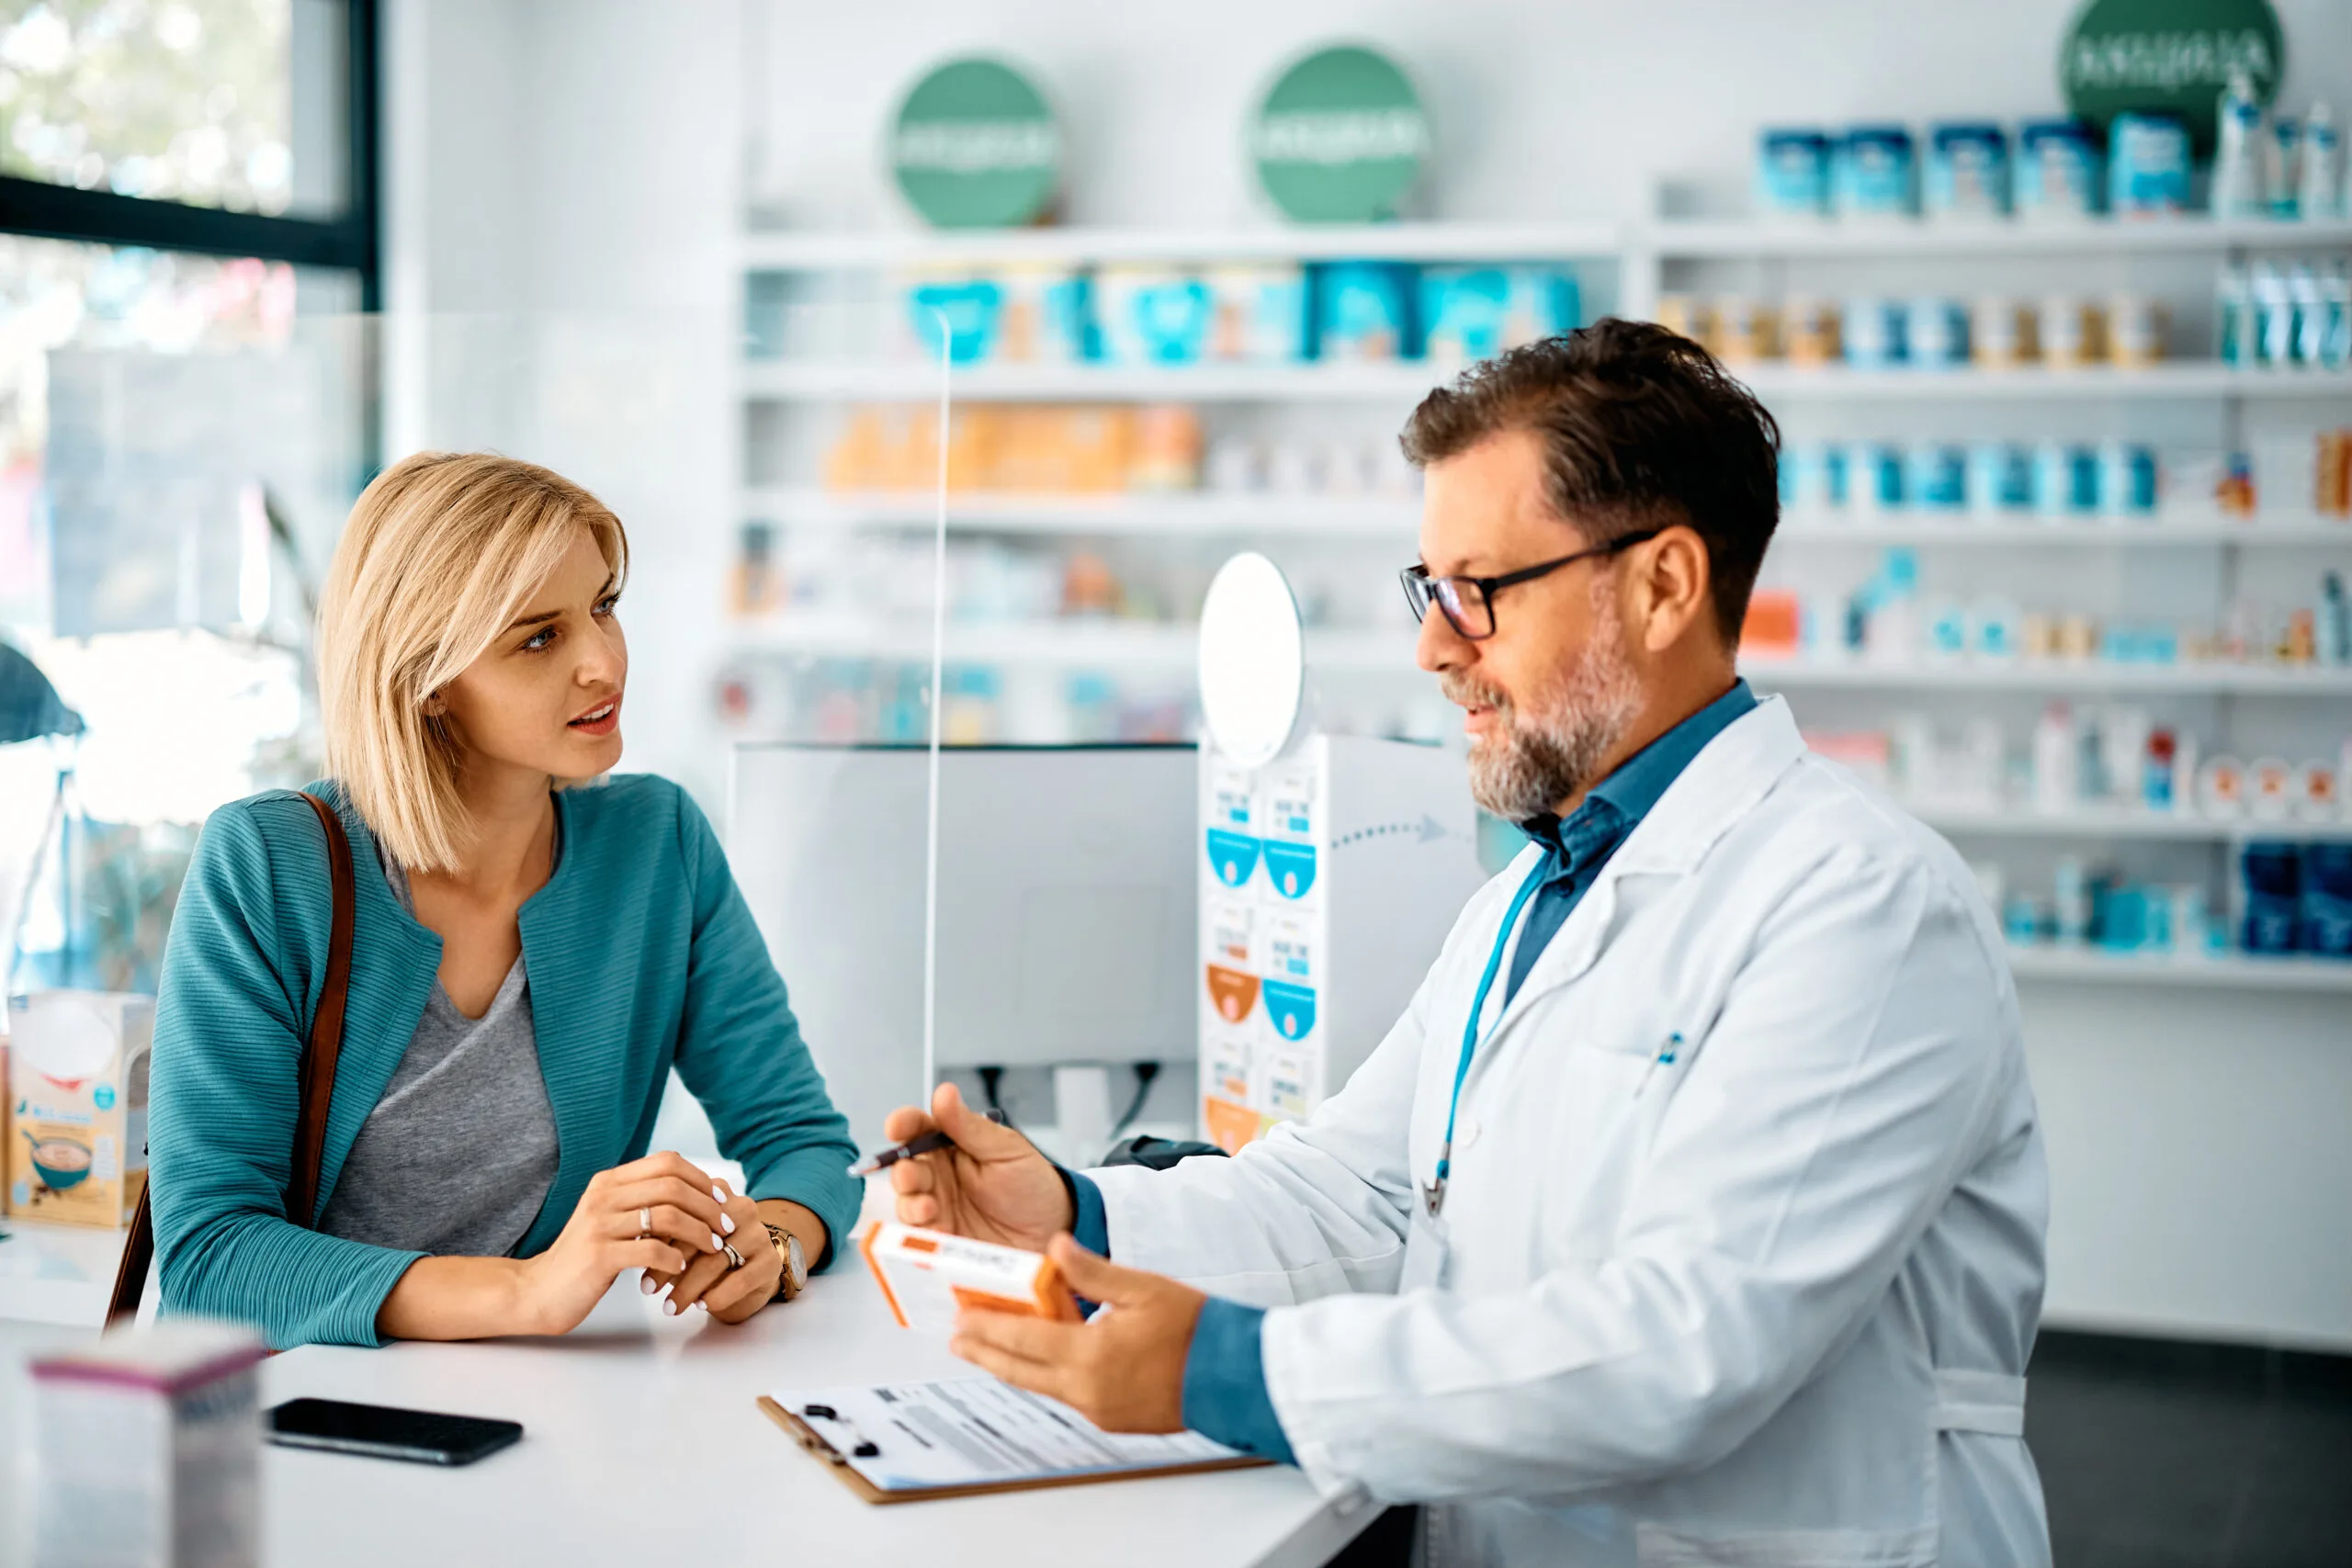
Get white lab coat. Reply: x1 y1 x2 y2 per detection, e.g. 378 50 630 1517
1091 697 2051 1567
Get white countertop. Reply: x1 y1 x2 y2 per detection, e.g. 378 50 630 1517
5 1269 1373 1568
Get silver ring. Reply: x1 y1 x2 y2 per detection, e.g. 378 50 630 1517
721 1240 746 1270
638 1206 650 1238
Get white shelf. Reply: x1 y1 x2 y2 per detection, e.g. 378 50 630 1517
741 358 2351 404
737 217 2352 271
741 359 1457 402
728 618 2352 694
1744 659 2352 695
1776 513 2352 546
2005 945 2352 991
1732 364 2352 401
741 220 1623 270
740 489 1425 536
747 491 2352 547
1648 215 2352 259
1914 804 2352 842
732 616 1411 674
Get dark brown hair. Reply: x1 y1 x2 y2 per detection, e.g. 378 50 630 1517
1399 318 1781 645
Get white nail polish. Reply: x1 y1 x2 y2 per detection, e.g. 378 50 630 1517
711 1183 726 1203
639 1274 657 1296
662 1298 679 1316
720 1213 737 1235
711 1231 725 1250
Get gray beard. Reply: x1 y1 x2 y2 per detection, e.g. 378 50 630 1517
1450 604 1644 823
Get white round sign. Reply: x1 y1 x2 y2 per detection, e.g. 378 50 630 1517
1197 553 1305 768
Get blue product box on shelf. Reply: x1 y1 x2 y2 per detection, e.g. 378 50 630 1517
1098 267 1215 365
1927 123 2010 218
1208 265 1308 363
2301 843 2352 957
907 276 1007 364
1756 128 1833 217
2241 841 2302 954
2108 111 2190 217
2017 119 2102 219
1419 265 1581 363
1314 261 1418 362
1834 125 1917 219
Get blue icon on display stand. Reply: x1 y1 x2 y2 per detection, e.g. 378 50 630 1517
1205 829 1262 888
1262 841 1317 899
1261 980 1318 1042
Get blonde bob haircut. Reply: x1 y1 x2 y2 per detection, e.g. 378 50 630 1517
316 451 628 873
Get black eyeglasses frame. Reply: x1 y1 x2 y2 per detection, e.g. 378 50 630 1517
1398 526 1666 640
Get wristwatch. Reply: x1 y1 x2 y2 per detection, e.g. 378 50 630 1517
765 1223 808 1303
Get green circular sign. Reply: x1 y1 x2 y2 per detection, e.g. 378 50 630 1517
2061 0 2283 154
889 57 1060 230
1250 44 1430 224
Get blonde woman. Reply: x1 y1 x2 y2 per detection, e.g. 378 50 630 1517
147 452 857 1348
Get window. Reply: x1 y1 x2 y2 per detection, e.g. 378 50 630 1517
0 1 377 992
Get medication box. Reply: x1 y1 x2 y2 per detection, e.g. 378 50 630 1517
1419 266 1581 365
2108 112 2190 218
2017 119 2101 219
30 1323 267 1568
7 990 153 1228
1756 128 1832 218
1834 125 1917 219
860 1222 1082 1332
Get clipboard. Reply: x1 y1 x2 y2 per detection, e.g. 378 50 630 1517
758 1393 1270 1505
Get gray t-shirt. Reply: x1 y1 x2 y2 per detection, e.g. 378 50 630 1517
316 848 561 1258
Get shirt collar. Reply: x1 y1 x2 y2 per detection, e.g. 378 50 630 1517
1519 678 1758 855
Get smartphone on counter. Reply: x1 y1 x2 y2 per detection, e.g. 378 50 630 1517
266 1398 523 1466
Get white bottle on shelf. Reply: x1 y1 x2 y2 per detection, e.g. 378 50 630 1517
2213 68 2268 220
2301 102 2346 220
2032 702 2078 815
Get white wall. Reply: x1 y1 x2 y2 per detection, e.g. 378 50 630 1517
389 0 2352 1348
384 0 742 805
748 0 2352 227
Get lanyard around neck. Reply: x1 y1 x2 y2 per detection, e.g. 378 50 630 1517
1422 860 1549 1219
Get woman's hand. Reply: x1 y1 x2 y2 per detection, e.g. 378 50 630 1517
513 1151 734 1336
639 1179 779 1324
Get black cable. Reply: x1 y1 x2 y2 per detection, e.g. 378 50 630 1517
976 1065 1011 1126
1110 1061 1160 1137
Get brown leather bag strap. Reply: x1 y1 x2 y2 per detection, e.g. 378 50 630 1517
107 789 357 1327
288 789 357 1227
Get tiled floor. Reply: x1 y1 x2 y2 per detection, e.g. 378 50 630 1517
2028 1331 2352 1568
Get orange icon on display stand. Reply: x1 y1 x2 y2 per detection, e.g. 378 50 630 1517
1204 964 1261 1023
1202 1096 1264 1155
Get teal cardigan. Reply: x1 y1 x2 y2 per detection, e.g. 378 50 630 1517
147 774 862 1349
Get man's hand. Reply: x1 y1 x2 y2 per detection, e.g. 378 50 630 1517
886 1082 1073 1251
948 1235 1204 1434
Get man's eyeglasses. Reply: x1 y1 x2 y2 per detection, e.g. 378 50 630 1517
1399 527 1664 641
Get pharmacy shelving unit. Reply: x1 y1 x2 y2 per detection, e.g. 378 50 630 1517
737 210 2352 983
1634 206 2352 987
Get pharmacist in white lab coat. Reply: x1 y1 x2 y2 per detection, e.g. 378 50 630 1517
888 320 2052 1568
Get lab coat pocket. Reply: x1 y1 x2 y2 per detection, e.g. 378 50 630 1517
1540 1031 1679 1258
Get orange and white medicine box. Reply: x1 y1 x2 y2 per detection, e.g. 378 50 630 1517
859 1222 1081 1331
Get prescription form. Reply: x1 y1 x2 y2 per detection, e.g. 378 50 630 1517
769 1376 1251 1494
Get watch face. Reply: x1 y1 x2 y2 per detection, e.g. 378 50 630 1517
786 1233 808 1287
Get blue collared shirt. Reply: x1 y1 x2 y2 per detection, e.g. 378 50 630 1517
1073 681 1759 1464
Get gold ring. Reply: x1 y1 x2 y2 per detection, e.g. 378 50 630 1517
638 1206 650 1238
